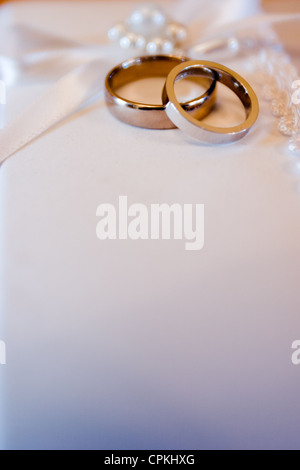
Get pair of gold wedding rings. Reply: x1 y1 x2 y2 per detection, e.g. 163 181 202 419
105 55 259 145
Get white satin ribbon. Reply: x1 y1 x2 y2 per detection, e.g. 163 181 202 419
0 59 110 161
0 7 300 166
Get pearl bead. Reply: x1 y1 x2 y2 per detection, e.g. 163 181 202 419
166 23 179 40
228 38 240 53
129 10 145 26
146 38 163 54
135 35 147 50
120 33 137 49
162 40 174 54
175 26 187 44
151 10 166 27
146 41 157 54
108 24 125 41
166 23 187 44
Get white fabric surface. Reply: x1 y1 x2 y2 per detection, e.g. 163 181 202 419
1 0 300 450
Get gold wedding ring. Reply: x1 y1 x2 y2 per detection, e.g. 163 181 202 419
162 60 259 144
105 55 217 129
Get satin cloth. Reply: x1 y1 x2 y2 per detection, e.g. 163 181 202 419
1 1 300 451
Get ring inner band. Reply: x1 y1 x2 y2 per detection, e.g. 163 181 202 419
173 67 252 118
162 60 259 143
105 56 217 129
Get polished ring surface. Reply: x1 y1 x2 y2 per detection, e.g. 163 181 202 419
105 55 217 130
162 60 259 143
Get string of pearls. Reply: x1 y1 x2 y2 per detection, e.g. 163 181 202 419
108 3 187 55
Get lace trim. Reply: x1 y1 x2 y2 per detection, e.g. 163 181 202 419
248 44 300 152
